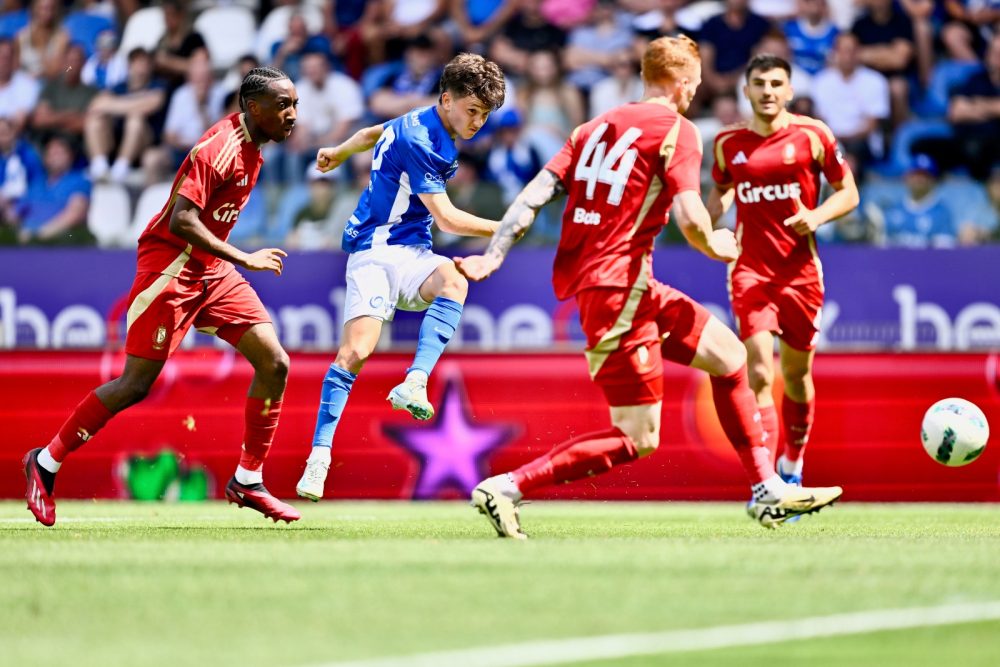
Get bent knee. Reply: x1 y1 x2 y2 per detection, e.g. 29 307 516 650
335 344 372 370
440 271 468 301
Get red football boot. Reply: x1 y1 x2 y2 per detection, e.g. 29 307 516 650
225 478 301 523
23 448 56 527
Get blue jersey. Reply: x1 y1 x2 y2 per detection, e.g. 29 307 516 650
343 106 458 253
783 20 839 76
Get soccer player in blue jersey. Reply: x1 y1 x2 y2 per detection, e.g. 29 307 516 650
295 53 507 501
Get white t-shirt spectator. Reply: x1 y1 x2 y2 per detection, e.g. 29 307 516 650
163 83 227 147
0 71 40 122
588 74 643 118
294 71 364 143
812 65 889 137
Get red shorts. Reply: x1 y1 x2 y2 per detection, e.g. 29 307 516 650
729 269 824 351
124 269 270 360
577 279 710 407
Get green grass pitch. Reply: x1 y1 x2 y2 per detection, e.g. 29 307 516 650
1 501 999 667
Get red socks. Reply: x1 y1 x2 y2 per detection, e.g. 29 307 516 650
47 391 114 461
759 403 780 466
781 396 815 463
710 365 773 484
512 427 638 494
239 397 283 472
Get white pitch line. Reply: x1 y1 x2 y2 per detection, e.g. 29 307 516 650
301 600 1000 667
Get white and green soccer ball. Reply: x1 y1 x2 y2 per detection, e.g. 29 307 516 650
921 398 989 467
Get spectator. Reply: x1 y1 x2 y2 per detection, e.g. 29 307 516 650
563 0 635 91
698 0 773 99
5 135 93 246
486 109 544 205
151 55 225 172
222 54 259 113
30 42 98 151
287 51 364 181
588 50 643 118
695 92 745 160
0 117 44 237
323 0 369 79
286 167 346 251
941 0 1000 62
81 29 127 91
450 0 518 51
851 0 916 127
152 0 207 96
270 10 332 83
0 0 29 39
368 35 443 121
782 0 839 75
85 47 167 183
946 33 1000 179
15 0 69 79
631 0 690 44
361 0 448 63
878 154 957 248
0 36 40 133
898 0 935 86
813 33 890 171
540 0 597 29
489 0 568 77
517 49 585 160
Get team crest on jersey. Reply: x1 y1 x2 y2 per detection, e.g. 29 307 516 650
153 325 167 350
782 143 796 164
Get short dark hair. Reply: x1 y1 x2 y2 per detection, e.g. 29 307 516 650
745 54 792 82
239 66 290 112
438 53 505 111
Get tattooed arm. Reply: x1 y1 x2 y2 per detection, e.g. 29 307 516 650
454 169 566 281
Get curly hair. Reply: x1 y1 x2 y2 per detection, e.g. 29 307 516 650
438 53 506 110
641 35 700 85
238 66 290 112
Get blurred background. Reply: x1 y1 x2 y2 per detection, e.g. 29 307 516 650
0 0 998 503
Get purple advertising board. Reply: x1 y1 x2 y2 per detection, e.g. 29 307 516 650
0 246 998 351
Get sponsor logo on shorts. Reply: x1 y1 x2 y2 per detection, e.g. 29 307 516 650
736 181 802 204
369 296 384 309
153 325 167 350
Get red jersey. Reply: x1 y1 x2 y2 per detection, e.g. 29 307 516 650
544 100 703 300
136 113 263 280
711 114 848 286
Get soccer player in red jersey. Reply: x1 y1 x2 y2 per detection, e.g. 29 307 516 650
23 67 302 526
456 37 843 537
707 54 860 487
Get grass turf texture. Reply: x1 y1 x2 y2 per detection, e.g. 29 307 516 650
1 501 999 667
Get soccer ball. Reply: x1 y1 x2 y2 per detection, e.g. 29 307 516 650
920 398 989 467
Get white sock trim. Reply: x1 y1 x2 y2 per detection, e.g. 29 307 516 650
778 455 804 477
38 447 62 473
235 465 263 485
752 475 788 502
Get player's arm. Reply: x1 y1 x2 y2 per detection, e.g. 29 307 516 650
169 195 287 276
706 184 735 225
315 124 385 173
673 190 738 263
454 169 566 281
418 192 499 237
784 169 861 236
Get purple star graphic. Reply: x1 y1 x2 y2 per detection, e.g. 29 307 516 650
383 377 515 499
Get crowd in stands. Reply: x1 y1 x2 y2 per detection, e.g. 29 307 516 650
0 0 998 250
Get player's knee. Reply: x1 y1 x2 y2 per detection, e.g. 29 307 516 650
617 419 659 457
441 271 468 301
268 350 291 386
118 376 155 406
336 343 372 370
782 362 810 388
747 362 773 395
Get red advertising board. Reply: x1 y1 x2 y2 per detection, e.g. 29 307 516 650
2 351 998 502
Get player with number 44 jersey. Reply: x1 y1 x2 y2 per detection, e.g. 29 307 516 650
708 54 860 489
457 37 844 536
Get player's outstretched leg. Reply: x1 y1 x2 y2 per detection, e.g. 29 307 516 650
388 284 464 421
471 428 640 539
297 363 357 501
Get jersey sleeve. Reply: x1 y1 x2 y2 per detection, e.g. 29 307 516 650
711 132 733 187
543 129 578 183
404 134 449 195
176 148 223 210
816 121 849 185
663 118 703 196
